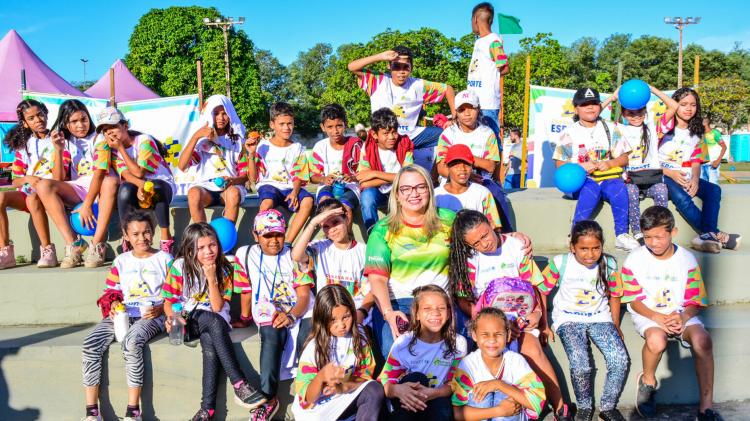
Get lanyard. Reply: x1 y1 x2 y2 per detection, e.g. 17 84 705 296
255 251 281 303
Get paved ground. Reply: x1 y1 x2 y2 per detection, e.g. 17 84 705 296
537 399 750 420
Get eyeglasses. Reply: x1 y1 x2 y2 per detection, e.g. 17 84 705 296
398 183 429 196
391 62 411 72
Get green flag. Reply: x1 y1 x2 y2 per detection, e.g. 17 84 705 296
497 13 523 34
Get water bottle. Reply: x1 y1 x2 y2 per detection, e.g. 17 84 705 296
577 144 588 163
112 303 129 342
213 177 227 189
139 181 155 209
332 180 345 200
21 183 36 195
169 303 185 346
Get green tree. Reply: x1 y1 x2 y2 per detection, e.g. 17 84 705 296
254 48 290 108
125 6 264 128
287 43 334 136
699 77 750 132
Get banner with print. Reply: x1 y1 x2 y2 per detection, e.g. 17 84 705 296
20 92 202 194
525 85 671 188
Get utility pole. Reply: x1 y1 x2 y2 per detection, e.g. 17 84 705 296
664 16 701 88
203 16 245 99
80 58 89 90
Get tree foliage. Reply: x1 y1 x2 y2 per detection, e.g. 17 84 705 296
699 77 750 131
125 6 264 128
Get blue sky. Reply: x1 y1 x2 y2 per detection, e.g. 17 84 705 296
1 0 748 84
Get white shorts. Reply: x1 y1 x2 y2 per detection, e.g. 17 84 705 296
630 311 704 338
67 176 93 201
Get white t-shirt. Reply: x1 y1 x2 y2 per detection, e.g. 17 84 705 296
505 141 522 175
310 137 360 196
658 127 704 179
467 33 505 110
467 236 528 299
191 135 246 191
623 245 705 315
255 139 306 190
12 136 56 178
540 253 620 332
114 134 176 194
106 251 172 317
67 133 105 180
358 70 447 139
379 331 467 388
437 124 500 181
553 120 624 163
435 182 499 221
306 239 369 307
614 123 660 171
377 148 402 194
234 245 314 326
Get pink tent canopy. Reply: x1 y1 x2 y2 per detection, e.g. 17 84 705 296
85 59 160 103
0 29 86 121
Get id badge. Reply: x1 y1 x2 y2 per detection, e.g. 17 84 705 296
255 296 275 326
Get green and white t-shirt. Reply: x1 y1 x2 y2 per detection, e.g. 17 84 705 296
364 208 455 299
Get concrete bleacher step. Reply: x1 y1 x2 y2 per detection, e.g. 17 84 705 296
1 305 747 420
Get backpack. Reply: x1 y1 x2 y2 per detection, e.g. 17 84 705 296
472 277 537 322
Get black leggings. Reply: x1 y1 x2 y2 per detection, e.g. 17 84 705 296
338 381 385 421
117 180 173 229
193 310 249 411
390 372 453 421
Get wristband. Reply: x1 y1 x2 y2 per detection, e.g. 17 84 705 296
383 308 393 319
286 312 297 324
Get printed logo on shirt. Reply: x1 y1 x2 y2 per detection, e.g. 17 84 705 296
655 288 672 309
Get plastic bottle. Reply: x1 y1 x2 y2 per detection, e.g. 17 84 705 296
169 303 185 346
21 183 36 195
332 180 345 199
577 144 588 163
139 181 155 209
214 177 227 189
112 303 129 342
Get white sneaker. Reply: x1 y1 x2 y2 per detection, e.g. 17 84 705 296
616 233 640 251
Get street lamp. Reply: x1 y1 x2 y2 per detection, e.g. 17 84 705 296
80 58 89 90
664 16 701 88
203 16 245 99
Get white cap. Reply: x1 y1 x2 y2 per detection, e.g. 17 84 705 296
455 90 479 109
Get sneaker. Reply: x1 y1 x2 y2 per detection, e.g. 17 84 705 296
635 372 658 417
598 408 626 421
84 242 106 268
160 239 175 254
691 233 721 254
555 404 574 421
634 232 646 246
697 408 724 421
616 233 640 251
37 244 58 268
60 240 87 268
717 232 741 250
249 398 279 421
0 243 16 270
234 381 267 410
575 407 593 421
190 408 212 421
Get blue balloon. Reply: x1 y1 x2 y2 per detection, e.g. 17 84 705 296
554 163 587 194
210 217 237 253
619 79 651 111
70 202 99 236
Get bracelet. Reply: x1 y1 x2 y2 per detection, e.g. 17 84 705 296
286 312 297 324
383 308 394 319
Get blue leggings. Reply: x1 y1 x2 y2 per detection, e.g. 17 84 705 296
572 178 629 236
557 322 629 411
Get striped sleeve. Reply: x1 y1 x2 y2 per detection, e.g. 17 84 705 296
357 69 385 97
657 114 676 137
236 152 249 177
484 130 501 160
403 150 414 166
450 366 473 406
606 256 624 298
357 146 372 171
221 272 233 301
104 265 121 291
378 352 408 385
232 254 251 293
690 139 709 165
444 354 463 384
93 138 111 171
290 147 309 184
434 132 452 164
136 137 161 174
11 151 27 178
352 344 376 381
482 192 502 229
684 265 708 308
421 79 448 104
161 262 184 303
619 265 644 304
537 257 561 294
489 40 508 69
309 147 325 177
294 357 319 409
516 370 546 419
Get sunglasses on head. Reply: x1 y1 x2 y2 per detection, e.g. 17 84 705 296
391 62 411 72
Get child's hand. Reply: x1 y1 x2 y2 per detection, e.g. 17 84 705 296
201 262 217 282
541 325 555 346
72 202 97 230
196 122 215 141
581 161 597 174
142 303 164 320
137 184 148 202
51 129 66 150
596 161 612 171
612 86 621 100
651 313 673 333
109 301 122 319
355 170 375 182
395 382 428 412
271 311 292 328
508 322 521 342
321 362 346 386
342 174 355 183
497 397 522 417
380 50 399 62
472 379 502 402
508 232 533 256
470 173 484 184
312 206 346 228
686 176 699 197
245 132 260 154
322 175 335 186
285 191 299 210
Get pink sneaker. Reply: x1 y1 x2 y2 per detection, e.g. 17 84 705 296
0 244 16 270
37 244 58 268
160 239 175 254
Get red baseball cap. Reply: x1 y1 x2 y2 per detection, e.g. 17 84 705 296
445 144 475 165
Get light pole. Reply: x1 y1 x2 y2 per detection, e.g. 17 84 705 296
203 16 245 99
664 16 701 88
80 58 89 90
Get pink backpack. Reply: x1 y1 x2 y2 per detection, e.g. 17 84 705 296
472 277 537 324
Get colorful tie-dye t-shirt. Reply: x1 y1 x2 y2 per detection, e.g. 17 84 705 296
113 134 176 193
189 135 248 191
364 208 456 300
434 183 501 229
467 33 508 110
253 139 308 190
161 257 233 323
536 253 622 332
451 349 546 420
232 245 314 325
294 331 375 410
358 70 447 139
378 331 467 388
11 136 68 179
67 133 110 180
620 245 707 313
435 124 501 181
105 250 172 317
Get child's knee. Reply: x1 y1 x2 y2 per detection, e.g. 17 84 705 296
25 193 42 211
299 196 314 211
34 179 54 196
259 198 273 211
690 329 713 353
187 187 203 204
644 330 668 354
102 176 119 193
224 186 241 204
